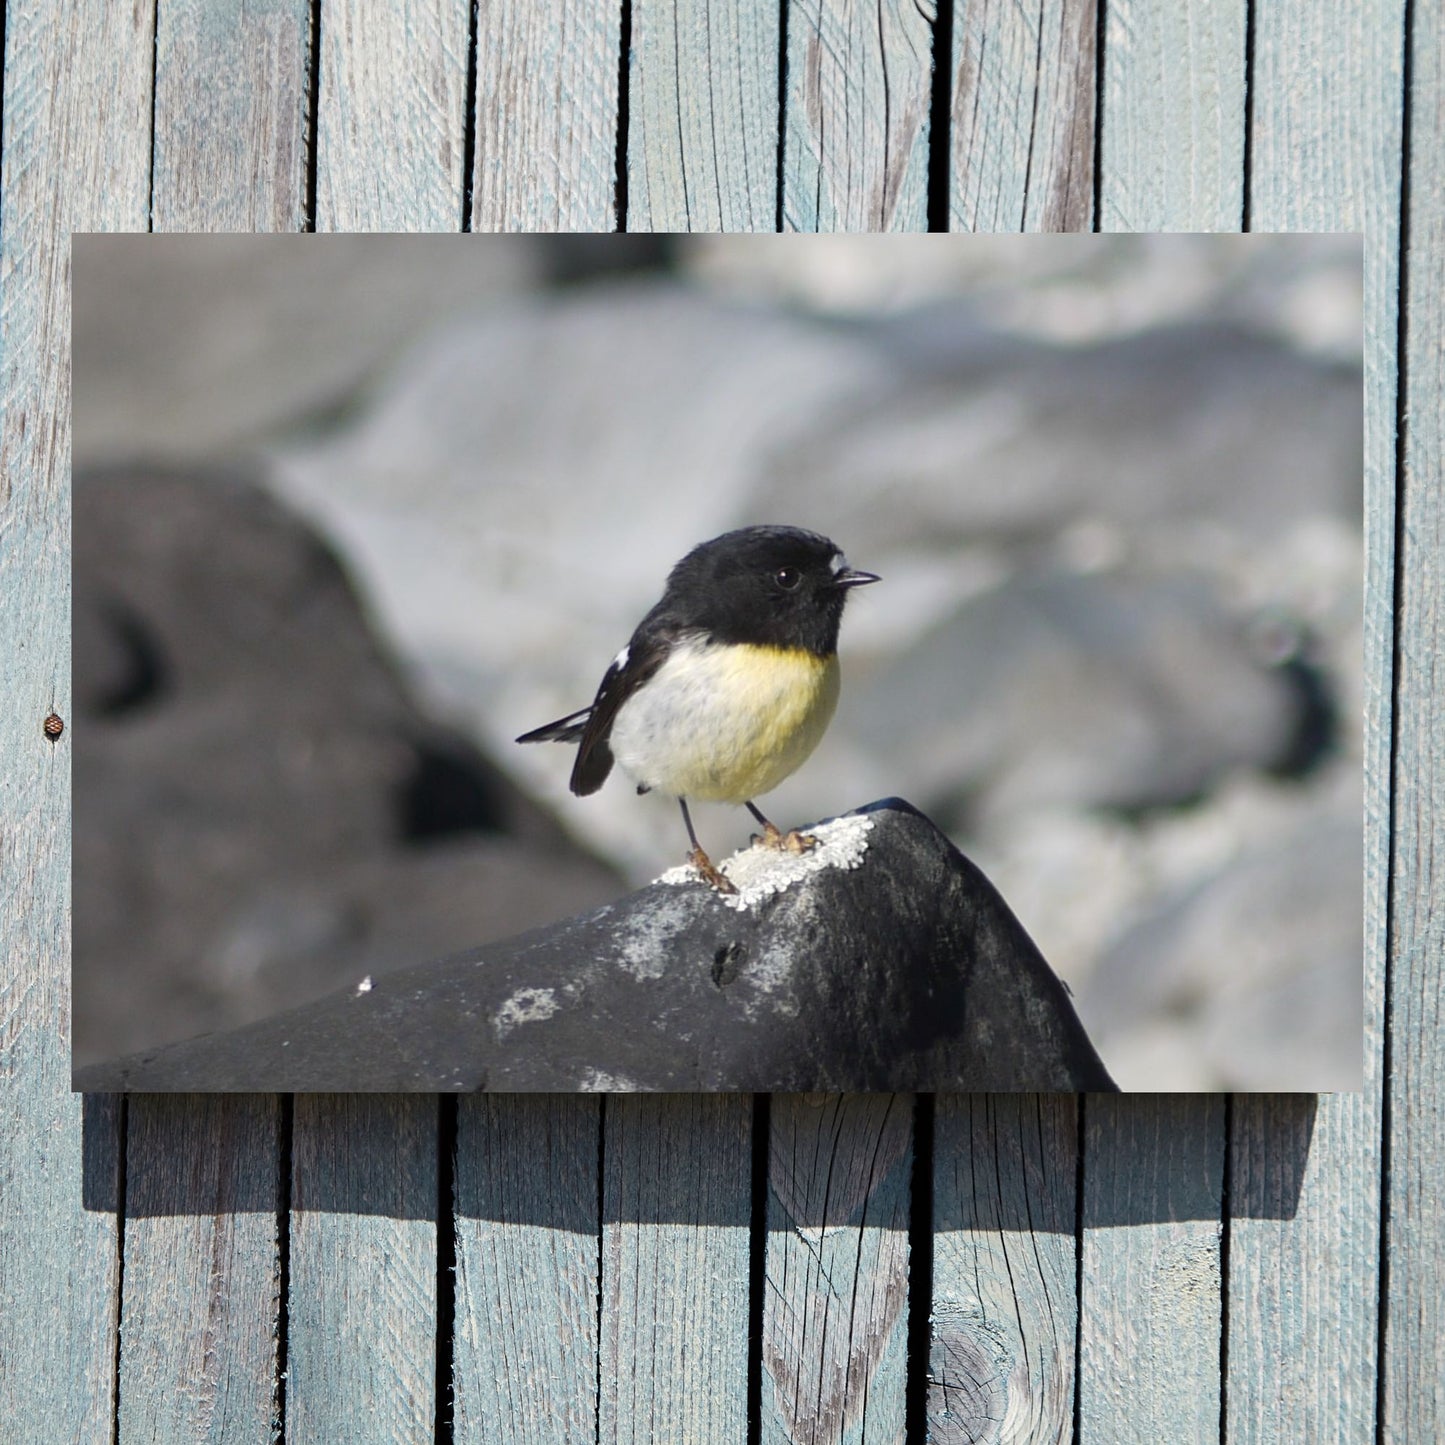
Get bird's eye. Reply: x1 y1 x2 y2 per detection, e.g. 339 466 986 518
775 567 801 590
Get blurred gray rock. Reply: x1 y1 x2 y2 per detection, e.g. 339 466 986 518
849 566 1320 829
773 320 1362 549
1079 801 1363 1090
73 467 623 1066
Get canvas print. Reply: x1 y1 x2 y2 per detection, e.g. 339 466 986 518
70 233 1364 1093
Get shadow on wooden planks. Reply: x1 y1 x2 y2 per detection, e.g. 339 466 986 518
79 1092 1317 1225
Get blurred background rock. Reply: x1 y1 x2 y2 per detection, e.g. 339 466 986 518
72 234 1363 1089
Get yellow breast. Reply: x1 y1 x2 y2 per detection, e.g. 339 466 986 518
610 640 841 804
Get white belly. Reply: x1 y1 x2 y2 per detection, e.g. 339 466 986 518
610 637 841 804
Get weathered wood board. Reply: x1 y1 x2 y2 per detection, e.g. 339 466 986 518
1226 2 1405 1440
452 1095 601 1442
930 1094 1078 1445
0 3 151 1439
600 1094 753 1441
762 1093 914 1444
0 1 1430 1440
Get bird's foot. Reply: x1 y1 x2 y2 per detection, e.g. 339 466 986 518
688 847 738 895
754 821 817 854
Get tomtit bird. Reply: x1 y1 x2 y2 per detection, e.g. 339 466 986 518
516 525 879 894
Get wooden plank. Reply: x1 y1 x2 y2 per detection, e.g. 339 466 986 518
1097 0 1245 229
287 1095 438 1444
782 0 934 231
0 1 153 1438
626 0 780 230
600 1095 752 1442
117 1096 283 1444
761 1093 913 1445
152 0 312 232
287 24 457 1435
1078 1096 1225 1443
948 0 1095 231
471 0 622 229
1228 1097 1380 1441
1383 2 1444 1433
929 1095 1077 1445
1228 3 1404 1441
452 1095 600 1444
113 10 305 1433
315 0 471 230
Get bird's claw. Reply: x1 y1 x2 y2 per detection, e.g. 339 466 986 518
753 822 817 854
688 847 738 895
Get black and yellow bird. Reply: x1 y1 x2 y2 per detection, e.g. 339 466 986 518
516 525 879 894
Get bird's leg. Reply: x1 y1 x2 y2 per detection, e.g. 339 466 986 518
745 801 817 854
679 798 737 895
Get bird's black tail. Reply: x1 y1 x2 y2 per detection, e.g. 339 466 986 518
515 706 592 745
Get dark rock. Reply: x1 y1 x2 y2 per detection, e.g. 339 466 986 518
72 466 624 1065
74 800 1117 1094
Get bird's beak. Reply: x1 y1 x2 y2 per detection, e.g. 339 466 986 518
833 567 880 589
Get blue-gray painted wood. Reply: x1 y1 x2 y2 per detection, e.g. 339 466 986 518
627 0 780 230
471 0 622 229
930 1095 1077 1444
782 0 935 231
118 1096 283 1444
315 0 471 229
1080 7 1237 1435
0 3 1431 1438
1229 2 1404 1440
0 1 151 1438
452 1096 600 1443
948 0 1095 230
152 0 311 231
1078 1096 1225 1443
762 1093 913 1444
600 1095 753 1441
287 1095 438 1443
116 17 299 1435
1097 0 1245 229
1384 2 1442 1433
286 41 453 1436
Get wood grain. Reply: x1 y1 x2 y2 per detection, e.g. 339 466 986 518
452 1095 600 1444
782 0 934 231
0 0 152 1437
1078 1096 1225 1444
761 1093 913 1445
315 0 471 229
287 1095 438 1444
1230 2 1405 1440
117 12 303 1435
948 0 1095 231
929 1095 1077 1445
627 0 780 230
152 0 312 231
600 1095 753 1442
117 1096 283 1443
1097 0 1245 229
1383 2 1443 1432
471 0 622 229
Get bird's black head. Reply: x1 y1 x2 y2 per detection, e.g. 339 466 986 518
660 525 879 656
